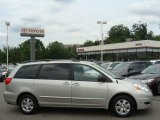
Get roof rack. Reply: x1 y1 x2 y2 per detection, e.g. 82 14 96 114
20 59 80 64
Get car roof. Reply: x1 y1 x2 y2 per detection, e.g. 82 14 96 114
19 60 95 66
125 61 150 63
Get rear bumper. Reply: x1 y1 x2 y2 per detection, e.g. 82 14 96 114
3 91 17 105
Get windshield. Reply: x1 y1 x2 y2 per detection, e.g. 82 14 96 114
113 62 130 70
110 63 120 69
142 65 160 74
93 64 124 79
101 63 111 69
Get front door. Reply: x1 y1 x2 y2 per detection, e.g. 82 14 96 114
71 64 109 108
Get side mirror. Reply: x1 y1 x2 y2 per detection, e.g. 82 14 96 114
98 75 107 82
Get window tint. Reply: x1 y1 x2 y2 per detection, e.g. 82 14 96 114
154 61 160 64
129 63 139 70
73 64 104 82
142 65 160 74
138 62 148 70
38 64 70 80
14 65 40 79
109 63 119 69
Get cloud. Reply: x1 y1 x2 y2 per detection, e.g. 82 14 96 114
22 15 42 23
0 41 5 46
129 0 160 16
125 0 160 25
54 0 73 4
0 32 6 37
67 28 82 33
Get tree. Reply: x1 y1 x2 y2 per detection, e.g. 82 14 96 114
19 39 46 61
46 41 70 59
0 49 6 63
132 22 148 40
8 47 21 64
68 45 77 58
94 40 101 45
105 24 131 44
35 39 46 59
82 40 95 47
153 35 160 41
19 40 30 61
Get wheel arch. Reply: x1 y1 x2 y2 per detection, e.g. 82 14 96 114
108 92 137 110
16 92 39 105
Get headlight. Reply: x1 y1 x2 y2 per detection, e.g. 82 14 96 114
141 79 154 84
133 84 149 92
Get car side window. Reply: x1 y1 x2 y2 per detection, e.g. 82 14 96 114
38 63 70 80
129 63 139 71
14 65 40 79
138 62 148 70
73 64 106 82
154 61 160 64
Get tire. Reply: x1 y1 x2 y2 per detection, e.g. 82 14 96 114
157 83 160 95
19 95 39 115
110 95 136 117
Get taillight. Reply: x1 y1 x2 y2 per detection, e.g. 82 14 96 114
5 78 13 85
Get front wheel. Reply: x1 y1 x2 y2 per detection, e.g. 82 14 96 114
19 95 39 114
110 95 136 117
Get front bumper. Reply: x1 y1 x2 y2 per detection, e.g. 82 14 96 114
136 97 153 109
134 90 153 110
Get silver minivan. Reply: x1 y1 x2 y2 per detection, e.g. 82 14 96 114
4 60 153 117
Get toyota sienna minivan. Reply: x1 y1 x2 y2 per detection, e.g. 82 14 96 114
4 60 153 117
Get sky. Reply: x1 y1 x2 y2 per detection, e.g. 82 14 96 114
0 0 160 48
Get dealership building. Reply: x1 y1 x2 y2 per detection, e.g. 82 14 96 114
77 40 160 61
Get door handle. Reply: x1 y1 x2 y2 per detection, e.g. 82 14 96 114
63 82 70 85
72 83 80 86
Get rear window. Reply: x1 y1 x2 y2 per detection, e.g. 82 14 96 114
14 65 40 79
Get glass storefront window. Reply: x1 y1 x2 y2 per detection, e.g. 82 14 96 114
77 47 160 61
128 49 136 52
147 48 152 52
137 52 146 60
137 48 146 52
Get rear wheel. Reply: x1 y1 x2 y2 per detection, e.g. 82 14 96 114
110 95 136 117
19 95 39 114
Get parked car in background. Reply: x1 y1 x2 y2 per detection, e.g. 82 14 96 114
112 61 152 77
4 60 152 117
150 60 160 65
93 61 104 65
101 62 121 70
6 67 15 77
0 69 4 82
0 67 7 77
128 65 160 95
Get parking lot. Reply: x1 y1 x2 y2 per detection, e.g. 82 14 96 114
0 83 160 120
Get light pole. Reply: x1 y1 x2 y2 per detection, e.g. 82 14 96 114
5 21 10 71
97 21 107 62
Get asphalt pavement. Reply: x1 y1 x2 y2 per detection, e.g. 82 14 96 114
0 82 160 120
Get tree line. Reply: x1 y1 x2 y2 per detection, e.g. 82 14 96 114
82 22 160 46
0 40 77 64
0 22 160 64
